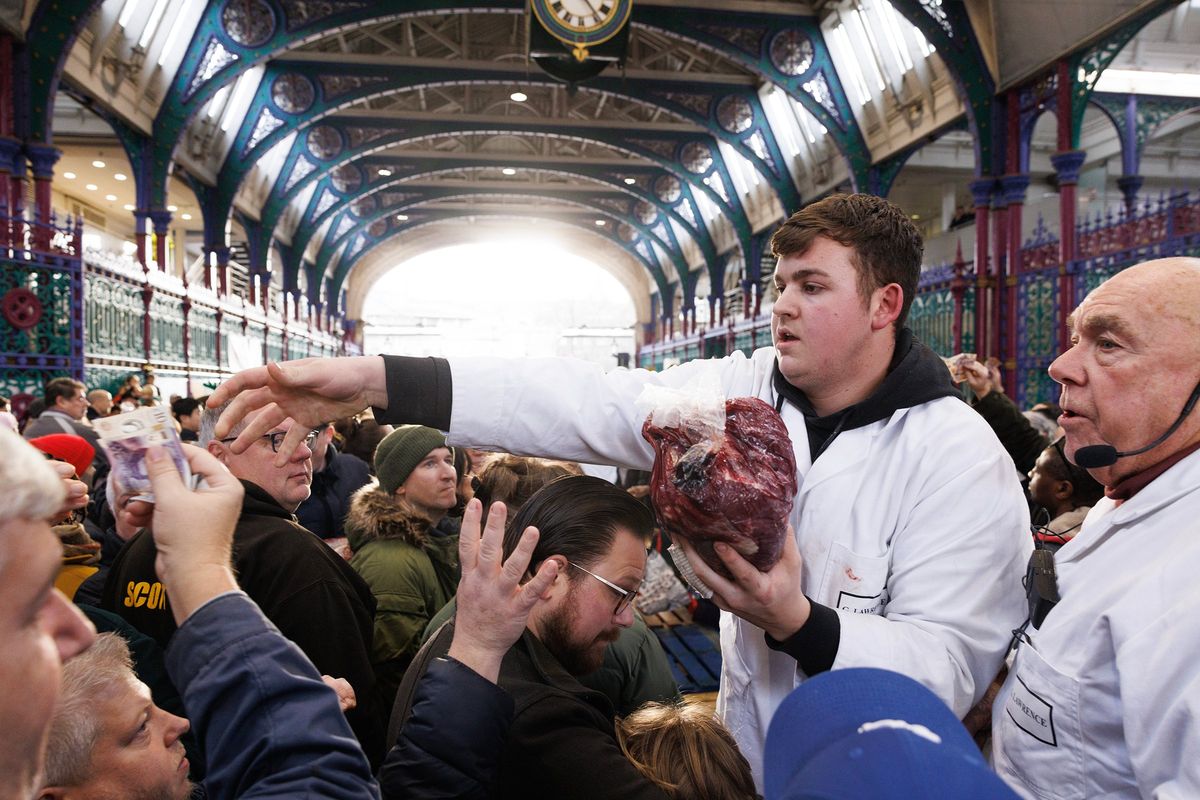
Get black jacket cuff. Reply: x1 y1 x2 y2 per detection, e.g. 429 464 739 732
375 355 454 430
764 599 841 676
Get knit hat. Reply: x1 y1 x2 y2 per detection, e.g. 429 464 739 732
30 433 96 478
374 425 448 495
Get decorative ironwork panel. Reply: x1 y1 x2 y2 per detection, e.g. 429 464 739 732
149 292 187 364
190 306 220 369
3 260 74 358
908 287 954 357
84 273 143 360
1016 267 1059 410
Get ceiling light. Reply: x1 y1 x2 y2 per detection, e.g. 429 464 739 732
396 214 409 221
167 205 178 211
123 204 135 211
114 173 127 181
85 183 98 191
623 177 636 185
502 167 516 176
63 171 76 179
378 168 392 177
510 91 527 102
105 194 117 201
92 160 106 168
181 213 192 220
594 219 606 226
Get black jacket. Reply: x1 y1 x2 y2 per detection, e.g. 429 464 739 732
101 480 387 768
386 622 668 800
296 445 373 539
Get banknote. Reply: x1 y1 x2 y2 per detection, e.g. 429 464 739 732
94 405 192 501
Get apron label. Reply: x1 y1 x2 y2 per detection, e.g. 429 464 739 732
835 589 885 615
1006 673 1057 746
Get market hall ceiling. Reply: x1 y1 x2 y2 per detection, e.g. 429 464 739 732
10 0 1188 310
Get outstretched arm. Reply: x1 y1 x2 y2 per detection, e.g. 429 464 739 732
207 356 388 464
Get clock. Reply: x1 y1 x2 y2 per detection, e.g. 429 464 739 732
531 0 633 62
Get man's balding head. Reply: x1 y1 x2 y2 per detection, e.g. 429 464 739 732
1050 257 1200 486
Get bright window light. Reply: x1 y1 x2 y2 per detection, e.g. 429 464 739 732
117 0 141 29
222 71 259 132
846 10 887 92
875 2 914 72
832 25 871 106
138 0 171 48
1094 69 1200 98
157 0 195 67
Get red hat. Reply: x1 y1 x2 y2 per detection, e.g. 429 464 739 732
30 434 96 478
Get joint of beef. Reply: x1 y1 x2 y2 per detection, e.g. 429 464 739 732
642 396 797 579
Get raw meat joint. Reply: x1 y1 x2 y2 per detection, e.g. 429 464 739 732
642 396 797 578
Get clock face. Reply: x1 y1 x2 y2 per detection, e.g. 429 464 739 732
532 0 632 47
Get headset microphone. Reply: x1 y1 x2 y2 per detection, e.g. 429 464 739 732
1073 380 1200 469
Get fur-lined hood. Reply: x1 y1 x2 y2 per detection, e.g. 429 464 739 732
344 481 430 552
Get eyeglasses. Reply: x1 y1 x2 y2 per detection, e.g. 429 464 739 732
567 560 640 616
220 428 320 454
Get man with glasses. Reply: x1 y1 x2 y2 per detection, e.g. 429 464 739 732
387 475 672 800
102 397 388 768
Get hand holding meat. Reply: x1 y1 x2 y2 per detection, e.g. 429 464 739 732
642 394 797 578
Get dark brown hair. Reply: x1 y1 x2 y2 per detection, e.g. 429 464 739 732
44 377 86 407
770 193 923 329
616 702 758 800
502 475 654 578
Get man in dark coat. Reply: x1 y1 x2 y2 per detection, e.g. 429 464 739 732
296 423 372 540
102 399 387 768
385 476 672 800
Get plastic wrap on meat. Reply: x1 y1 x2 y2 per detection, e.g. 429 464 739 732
642 396 797 578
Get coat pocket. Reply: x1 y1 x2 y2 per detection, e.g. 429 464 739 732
818 541 889 616
992 643 1086 800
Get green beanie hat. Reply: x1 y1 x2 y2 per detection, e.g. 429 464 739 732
374 425 449 495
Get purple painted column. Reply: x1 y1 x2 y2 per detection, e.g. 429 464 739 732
1051 150 1086 351
26 143 59 250
1000 174 1030 397
969 178 995 358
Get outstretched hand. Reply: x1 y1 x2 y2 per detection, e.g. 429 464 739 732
448 498 559 683
675 527 811 641
143 444 245 625
207 356 388 466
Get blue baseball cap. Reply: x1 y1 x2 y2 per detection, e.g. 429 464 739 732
764 668 1019 800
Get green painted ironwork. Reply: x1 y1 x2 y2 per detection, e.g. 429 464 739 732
1066 0 1184 150
908 287 954 356
85 274 144 359
148 291 188 365
3 260 74 358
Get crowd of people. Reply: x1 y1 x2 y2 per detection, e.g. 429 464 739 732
4 193 1198 799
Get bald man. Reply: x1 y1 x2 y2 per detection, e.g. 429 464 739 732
990 258 1200 798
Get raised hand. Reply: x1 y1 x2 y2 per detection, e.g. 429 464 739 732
675 526 811 641
143 444 245 625
207 356 388 465
448 498 559 682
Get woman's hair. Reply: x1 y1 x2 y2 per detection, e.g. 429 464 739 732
616 702 758 800
472 455 581 524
